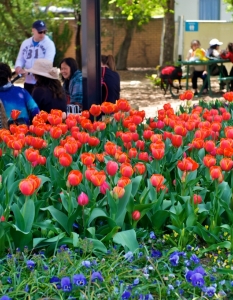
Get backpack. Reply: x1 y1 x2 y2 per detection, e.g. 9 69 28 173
159 66 182 95
101 67 108 102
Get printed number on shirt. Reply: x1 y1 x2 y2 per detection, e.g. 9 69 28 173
26 49 39 59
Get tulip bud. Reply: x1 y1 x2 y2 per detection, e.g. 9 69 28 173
0 216 5 222
77 192 89 206
132 210 141 221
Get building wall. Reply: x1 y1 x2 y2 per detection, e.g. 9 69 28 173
64 18 163 68
175 0 232 21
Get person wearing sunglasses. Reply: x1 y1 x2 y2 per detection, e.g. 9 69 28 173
14 20 56 95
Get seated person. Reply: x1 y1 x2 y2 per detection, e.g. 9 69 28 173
101 55 120 103
220 42 233 90
59 57 83 109
0 62 39 126
187 40 208 96
26 59 67 114
206 38 228 82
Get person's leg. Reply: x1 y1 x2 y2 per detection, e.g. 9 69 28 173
229 66 233 91
201 73 208 92
192 71 198 95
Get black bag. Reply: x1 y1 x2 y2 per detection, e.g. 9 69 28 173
159 66 182 95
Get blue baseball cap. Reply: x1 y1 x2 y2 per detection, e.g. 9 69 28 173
32 20 47 31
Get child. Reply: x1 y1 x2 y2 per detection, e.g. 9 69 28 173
187 40 207 96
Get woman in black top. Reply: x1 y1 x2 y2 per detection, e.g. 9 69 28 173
101 55 120 103
26 58 67 113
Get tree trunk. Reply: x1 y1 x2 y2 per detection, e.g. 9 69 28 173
116 22 135 70
75 12 82 68
162 0 175 65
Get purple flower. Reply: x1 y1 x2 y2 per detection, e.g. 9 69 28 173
194 266 206 276
61 277 72 292
185 270 194 282
24 284 29 292
191 273 205 287
133 278 139 285
50 276 61 289
169 253 179 266
124 251 134 261
121 291 131 299
204 286 216 297
190 254 199 264
26 260 36 270
73 274 87 286
0 296 12 300
151 249 162 259
149 231 156 239
81 260 91 268
91 271 104 282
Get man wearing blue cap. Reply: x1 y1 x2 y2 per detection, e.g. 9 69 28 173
15 20 56 94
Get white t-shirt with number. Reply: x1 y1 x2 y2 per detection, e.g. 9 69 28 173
15 36 56 84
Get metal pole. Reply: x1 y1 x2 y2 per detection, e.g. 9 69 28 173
81 0 101 111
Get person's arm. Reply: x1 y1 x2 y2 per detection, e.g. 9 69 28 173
70 73 83 105
24 89 40 119
15 41 26 75
44 38 56 62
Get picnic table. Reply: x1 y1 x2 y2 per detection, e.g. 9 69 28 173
177 58 231 97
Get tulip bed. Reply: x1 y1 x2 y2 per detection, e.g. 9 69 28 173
1 91 233 299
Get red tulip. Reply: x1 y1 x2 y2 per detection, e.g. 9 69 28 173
80 153 95 166
120 163 134 177
117 176 131 187
19 179 35 196
132 210 141 221
171 134 182 148
90 171 106 186
203 155 216 168
210 166 222 180
133 162 146 175
193 194 202 204
58 153 73 167
11 109 21 120
116 99 131 112
106 161 118 176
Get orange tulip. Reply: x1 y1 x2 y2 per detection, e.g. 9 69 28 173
27 174 41 190
90 171 106 186
150 174 164 189
80 153 95 166
90 104 102 117
11 110 21 120
120 163 134 177
220 158 233 172
95 153 105 162
101 102 116 114
203 155 216 168
25 148 40 163
133 162 146 175
30 137 45 149
64 141 78 155
104 141 117 156
88 136 100 147
112 186 125 199
117 176 131 187
210 166 223 180
50 127 63 139
68 170 83 186
177 157 199 172
116 99 131 112
128 148 138 159
47 114 62 126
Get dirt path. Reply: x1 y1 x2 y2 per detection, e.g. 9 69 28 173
118 69 226 118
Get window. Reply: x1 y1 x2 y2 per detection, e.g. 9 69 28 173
199 0 220 20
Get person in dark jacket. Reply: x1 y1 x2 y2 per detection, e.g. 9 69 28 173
26 59 67 113
60 57 83 108
101 55 120 103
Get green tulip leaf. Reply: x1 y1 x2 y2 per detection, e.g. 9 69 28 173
113 229 139 252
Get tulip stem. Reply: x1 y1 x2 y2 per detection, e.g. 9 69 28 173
82 206 85 233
